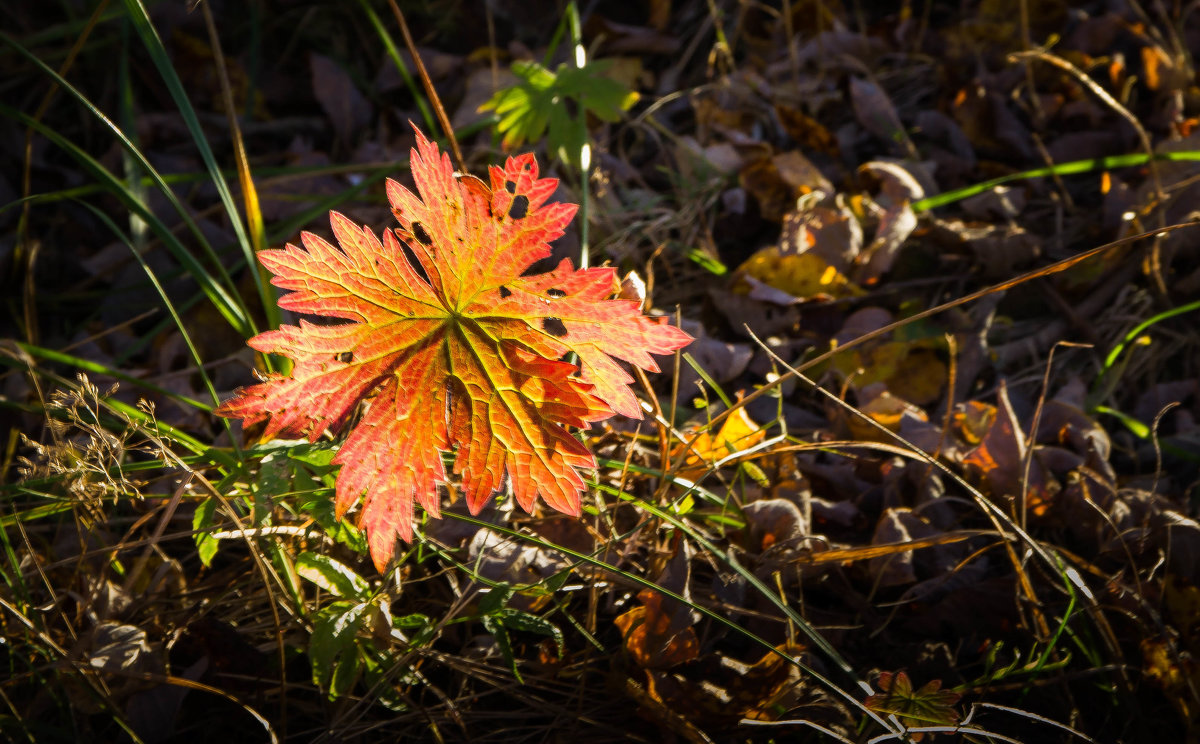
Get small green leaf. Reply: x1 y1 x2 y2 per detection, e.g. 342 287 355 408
478 584 516 617
864 671 961 732
496 608 565 657
296 552 370 599
687 248 728 275
310 600 370 697
193 497 218 567
740 461 770 488
288 444 339 468
480 58 637 168
328 645 362 699
481 614 521 683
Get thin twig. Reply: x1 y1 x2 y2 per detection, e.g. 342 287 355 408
387 0 465 173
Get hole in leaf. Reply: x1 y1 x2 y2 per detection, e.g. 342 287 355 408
558 353 583 376
499 286 512 298
542 317 568 337
505 180 516 193
395 240 430 284
411 222 433 245
546 288 566 298
508 195 529 220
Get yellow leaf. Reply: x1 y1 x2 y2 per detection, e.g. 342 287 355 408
737 248 864 301
831 340 947 406
675 408 765 480
846 391 927 441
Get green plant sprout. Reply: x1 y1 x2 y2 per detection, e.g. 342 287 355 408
480 58 636 171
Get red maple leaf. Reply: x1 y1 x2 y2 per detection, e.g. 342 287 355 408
216 127 691 570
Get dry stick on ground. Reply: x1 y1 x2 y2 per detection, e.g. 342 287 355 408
387 0 465 173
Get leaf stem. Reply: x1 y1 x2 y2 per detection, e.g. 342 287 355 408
567 1 589 269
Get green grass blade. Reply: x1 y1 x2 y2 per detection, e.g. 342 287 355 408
13 341 210 412
1093 406 1151 439
120 0 275 334
913 151 1200 212
0 498 76 528
1102 298 1200 370
0 103 251 335
357 0 436 135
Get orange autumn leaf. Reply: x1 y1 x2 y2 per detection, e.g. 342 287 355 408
614 589 700 669
960 382 1054 517
216 127 692 570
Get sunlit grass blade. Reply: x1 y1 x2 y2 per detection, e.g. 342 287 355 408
1093 405 1151 438
913 150 1200 212
0 494 76 528
1102 298 1200 371
11 341 210 412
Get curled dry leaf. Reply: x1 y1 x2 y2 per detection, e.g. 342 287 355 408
217 127 692 570
742 498 807 551
614 589 700 669
856 161 924 284
845 385 929 442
